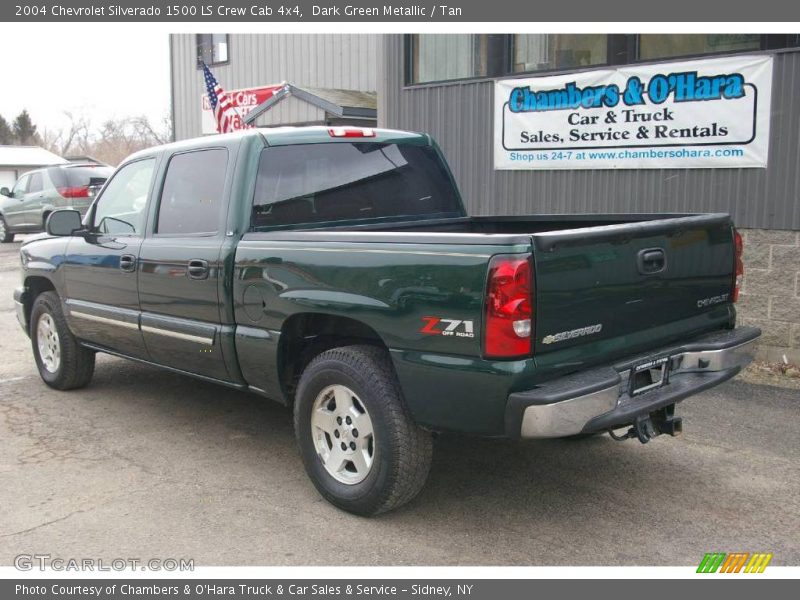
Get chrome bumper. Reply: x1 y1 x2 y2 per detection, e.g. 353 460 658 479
508 327 760 439
13 286 28 334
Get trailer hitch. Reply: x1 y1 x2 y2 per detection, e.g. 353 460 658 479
609 404 683 444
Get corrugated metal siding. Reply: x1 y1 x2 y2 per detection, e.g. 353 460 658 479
171 34 379 140
380 35 800 231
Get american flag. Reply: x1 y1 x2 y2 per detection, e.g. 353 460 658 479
202 62 247 134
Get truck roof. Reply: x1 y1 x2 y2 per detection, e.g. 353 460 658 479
124 126 430 163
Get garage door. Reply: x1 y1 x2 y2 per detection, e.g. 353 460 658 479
0 170 16 190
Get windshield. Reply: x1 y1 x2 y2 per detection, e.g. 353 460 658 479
251 142 463 229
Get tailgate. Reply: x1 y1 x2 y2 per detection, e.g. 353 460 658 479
531 214 735 356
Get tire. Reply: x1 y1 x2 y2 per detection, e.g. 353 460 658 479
0 216 14 243
294 344 433 516
30 291 95 390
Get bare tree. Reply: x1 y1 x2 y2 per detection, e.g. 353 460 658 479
39 112 171 166
41 111 91 156
130 115 172 146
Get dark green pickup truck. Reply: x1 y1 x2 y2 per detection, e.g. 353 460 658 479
14 127 759 515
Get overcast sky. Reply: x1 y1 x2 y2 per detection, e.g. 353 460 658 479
0 30 171 134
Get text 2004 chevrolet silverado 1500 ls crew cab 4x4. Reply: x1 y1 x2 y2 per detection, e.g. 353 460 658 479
14 126 759 515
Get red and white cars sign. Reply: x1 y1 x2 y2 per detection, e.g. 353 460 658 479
201 84 283 134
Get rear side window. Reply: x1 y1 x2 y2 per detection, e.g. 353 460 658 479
28 172 43 193
251 143 462 229
45 168 68 189
157 149 228 235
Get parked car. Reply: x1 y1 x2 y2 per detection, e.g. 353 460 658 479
13 127 759 515
0 163 113 242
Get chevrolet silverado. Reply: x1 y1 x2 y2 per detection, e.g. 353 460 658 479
14 126 759 515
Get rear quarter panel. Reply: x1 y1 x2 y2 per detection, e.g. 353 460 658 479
234 239 519 352
233 237 532 434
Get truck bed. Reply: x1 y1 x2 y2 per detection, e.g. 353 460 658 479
256 212 726 242
343 213 702 235
243 211 736 378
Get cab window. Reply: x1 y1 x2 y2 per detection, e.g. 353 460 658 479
93 159 155 235
251 143 462 229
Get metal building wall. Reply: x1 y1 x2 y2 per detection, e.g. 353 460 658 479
379 35 800 231
171 34 380 140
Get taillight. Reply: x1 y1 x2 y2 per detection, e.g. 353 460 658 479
484 254 533 359
57 186 89 198
328 127 376 138
732 229 744 303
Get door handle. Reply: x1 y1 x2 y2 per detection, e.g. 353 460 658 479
637 248 666 274
187 259 209 280
119 254 136 273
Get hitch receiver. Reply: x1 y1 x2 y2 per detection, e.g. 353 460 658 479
611 404 683 444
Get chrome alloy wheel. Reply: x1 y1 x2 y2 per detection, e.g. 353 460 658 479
37 313 61 373
310 384 375 485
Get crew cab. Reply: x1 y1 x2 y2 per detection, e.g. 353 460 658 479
14 127 759 515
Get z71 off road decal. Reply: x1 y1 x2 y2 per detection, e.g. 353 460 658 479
420 317 475 338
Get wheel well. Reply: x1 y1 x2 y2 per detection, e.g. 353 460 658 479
23 276 56 331
278 313 388 405
42 211 51 226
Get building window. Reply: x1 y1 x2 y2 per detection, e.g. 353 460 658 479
409 34 507 84
513 35 608 73
638 34 761 61
404 34 797 87
196 34 229 67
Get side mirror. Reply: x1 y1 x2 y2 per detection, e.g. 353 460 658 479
46 210 83 236
0 187 9 197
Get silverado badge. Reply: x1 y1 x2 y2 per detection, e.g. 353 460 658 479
542 324 603 345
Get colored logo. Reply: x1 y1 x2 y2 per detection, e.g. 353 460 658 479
419 317 475 338
697 552 773 573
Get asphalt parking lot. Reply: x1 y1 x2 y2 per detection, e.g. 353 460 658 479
0 237 798 567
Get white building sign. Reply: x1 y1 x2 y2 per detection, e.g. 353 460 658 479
494 55 773 170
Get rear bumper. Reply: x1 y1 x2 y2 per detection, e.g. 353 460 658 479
506 326 760 438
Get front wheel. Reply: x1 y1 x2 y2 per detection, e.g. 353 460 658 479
0 216 14 243
294 345 432 516
30 291 95 390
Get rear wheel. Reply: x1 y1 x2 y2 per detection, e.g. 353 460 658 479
0 216 14 243
294 345 433 516
30 291 95 390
